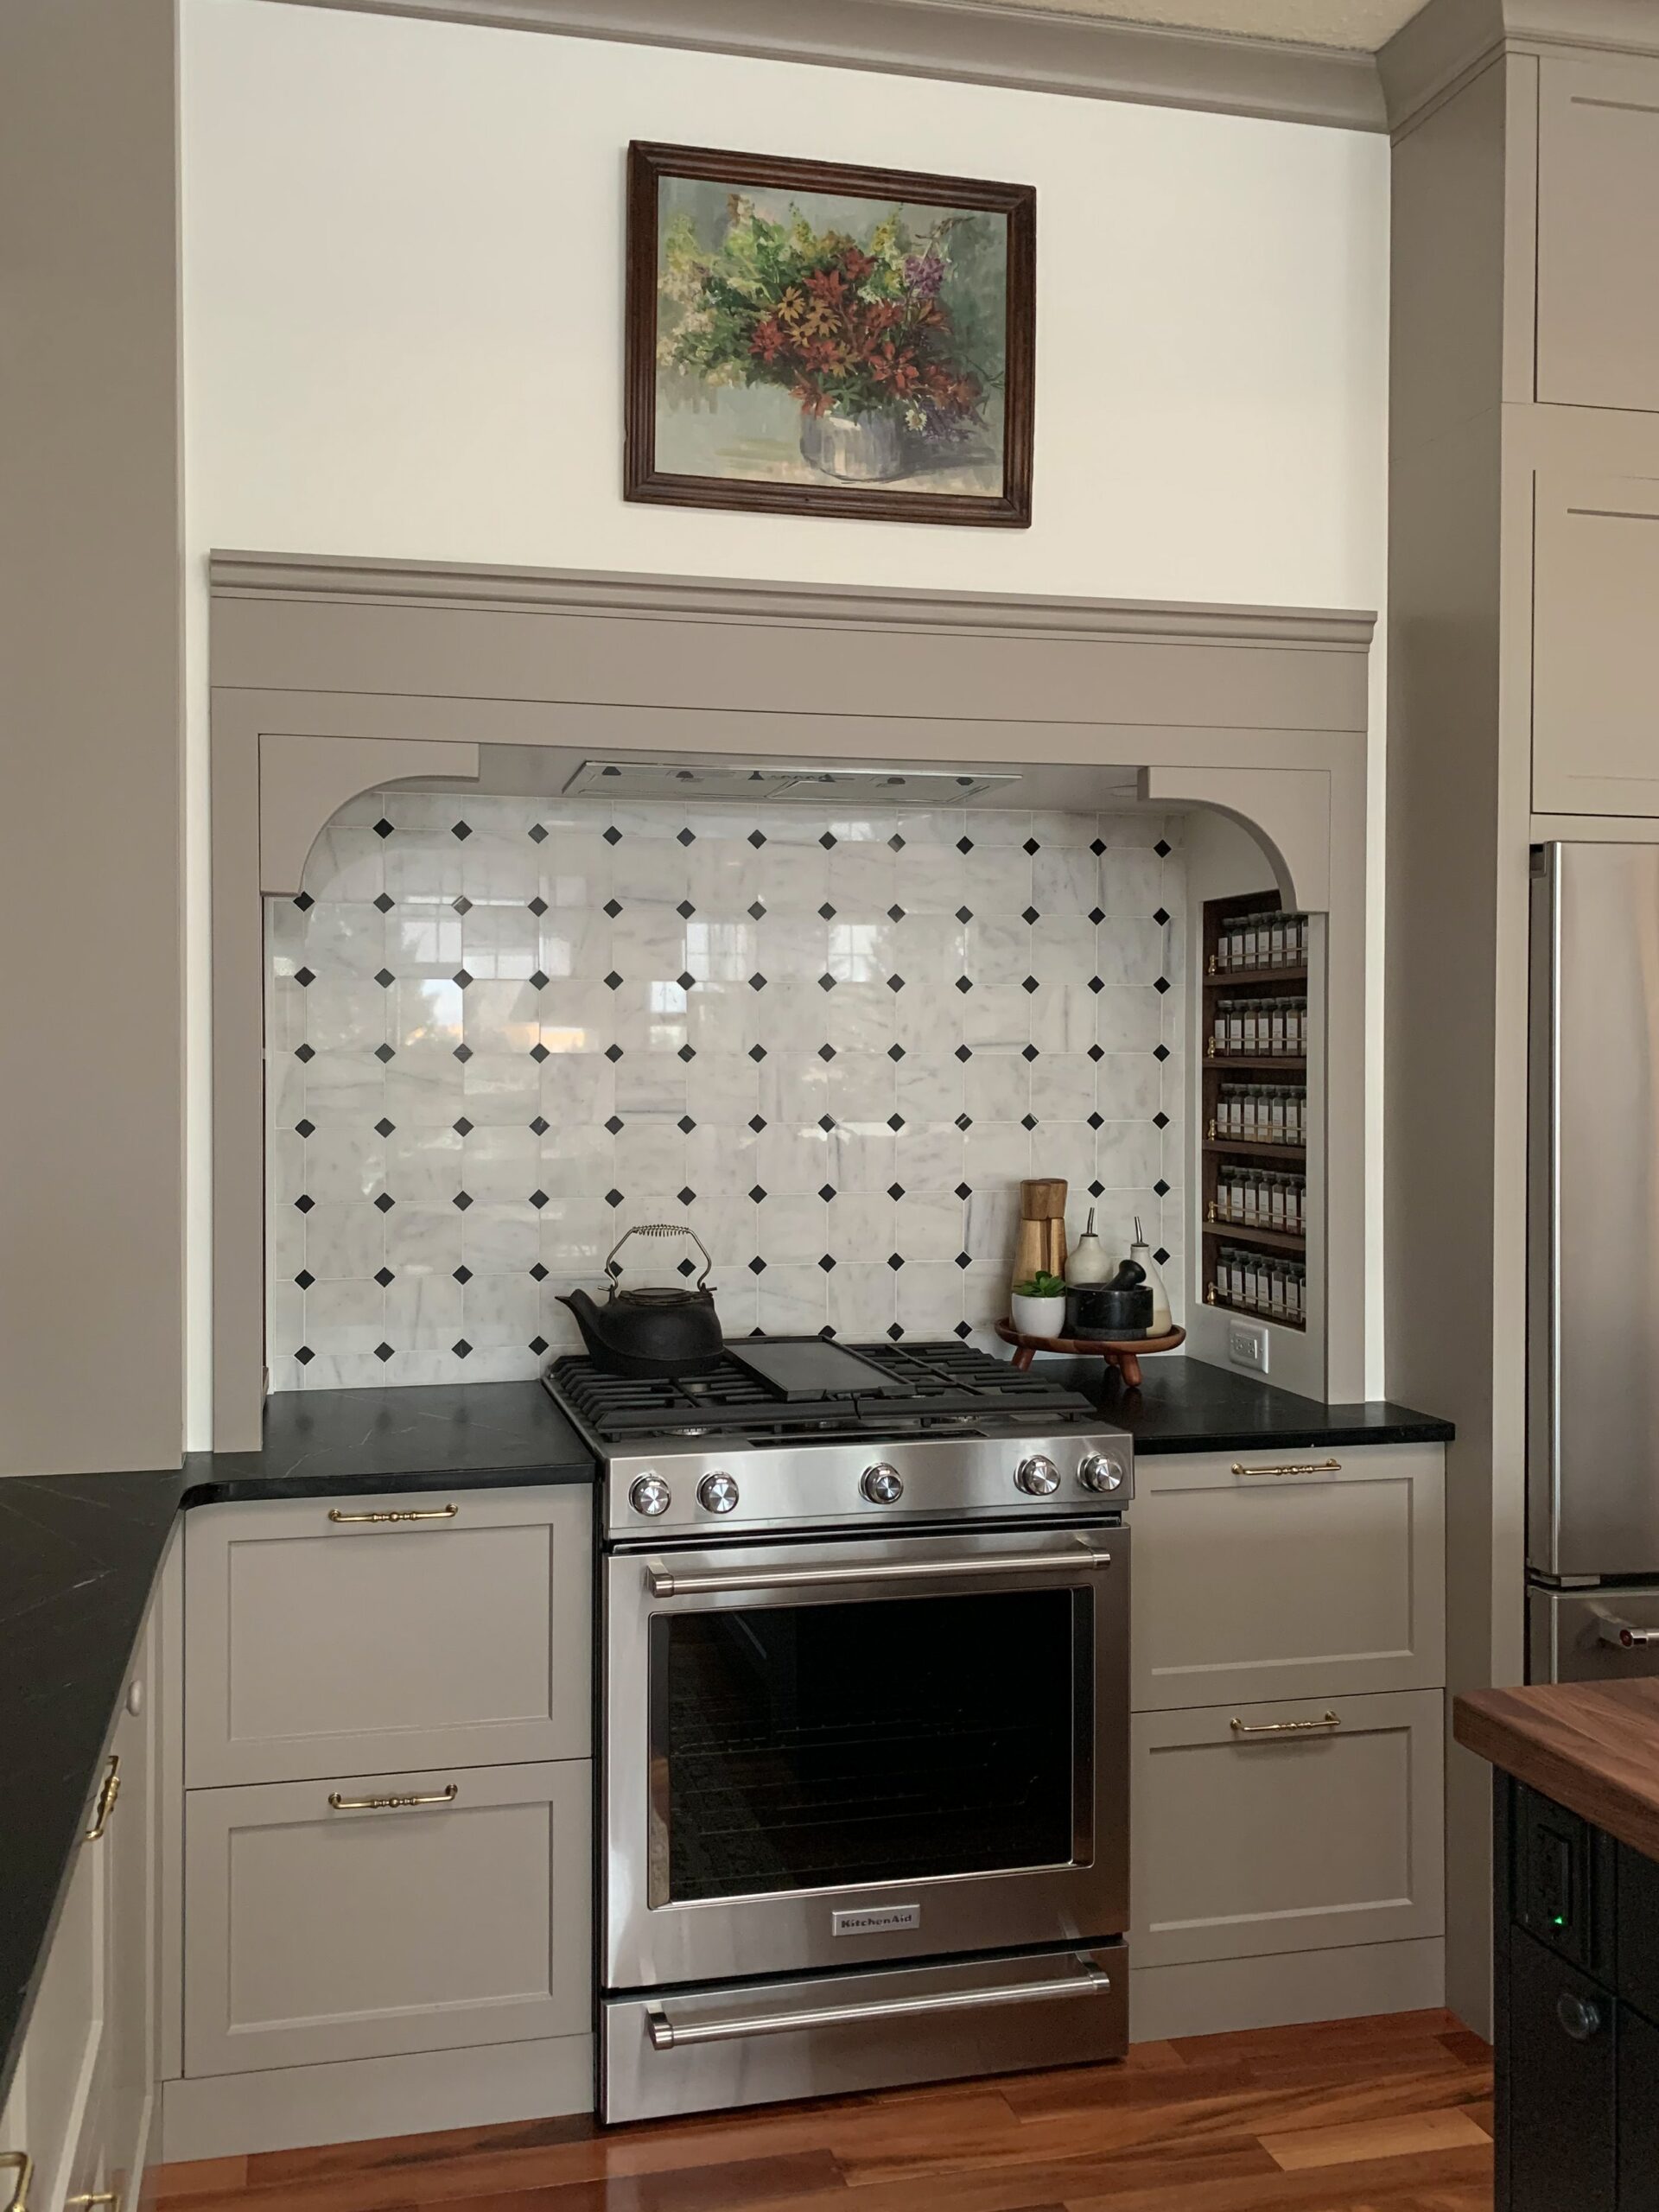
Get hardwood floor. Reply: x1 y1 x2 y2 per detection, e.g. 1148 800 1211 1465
154 2009 1494 2211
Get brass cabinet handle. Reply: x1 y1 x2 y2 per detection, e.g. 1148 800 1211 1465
0 2152 32 2212
67 2193 119 2209
327 1784 459 1812
1230 1458 1342 1479
327 1503 458 1525
1230 1711 1341 1738
84 1755 120 1842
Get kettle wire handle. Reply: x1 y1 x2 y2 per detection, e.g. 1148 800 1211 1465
603 1222 714 1291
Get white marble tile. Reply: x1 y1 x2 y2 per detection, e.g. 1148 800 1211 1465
1095 986 1163 1050
1032 847 1097 913
827 1122 894 1192
462 1200 540 1272
830 1192 893 1262
308 824 385 903
615 1056 687 1117
828 1052 894 1126
687 918 758 988
757 1265 826 1335
390 908 465 970
303 1047 385 1119
1027 809 1095 849
1098 846 1164 913
462 978 541 1058
964 1120 1032 1186
540 1052 613 1125
896 1058 963 1124
385 1272 464 1349
895 1195 963 1263
304 1277 385 1354
1033 1120 1095 1194
384 1199 462 1276
615 1122 686 1192
896 1261 965 1336
1095 918 1168 988
684 1124 759 1196
965 1052 1029 1124
304 1127 386 1205
965 918 1033 990
540 1199 613 1274
963 984 1033 1051
461 1049 542 1123
827 1262 897 1339
1030 1052 1096 1122
1032 914 1096 976
302 902 389 979
971 845 1036 913
893 1121 964 1191
1096 1122 1162 1188
460 903 542 978
461 1271 540 1348
686 1054 760 1127
754 1195 826 1265
758 1121 833 1192
1096 1052 1162 1121
302 976 387 1055
461 1123 539 1198
612 836 690 904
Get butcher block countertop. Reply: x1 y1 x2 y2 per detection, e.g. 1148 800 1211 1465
1455 1680 1659 1864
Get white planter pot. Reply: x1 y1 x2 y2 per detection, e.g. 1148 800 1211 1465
1010 1294 1069 1340
799 406 907 482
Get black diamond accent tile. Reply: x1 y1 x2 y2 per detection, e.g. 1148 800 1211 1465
1154 1247 1171 1266
1022 906 1039 924
748 973 767 991
525 970 547 991
955 1251 972 1269
454 1265 473 1283
1089 906 1106 926
531 1262 549 1281
530 1335 549 1356
678 1045 696 1062
295 1118 315 1139
677 971 696 992
1022 976 1039 994
956 1045 972 1063
530 1115 549 1135
1154 1111 1169 1129
451 820 472 842
1021 1113 1038 1130
818 1114 835 1132
374 1116 395 1138
1154 906 1170 926
677 1258 696 1277
1085 1179 1103 1199
295 1345 315 1366
955 1181 971 1200
373 893 394 913
453 895 473 915
1089 1045 1104 1063
749 901 767 919
604 970 623 990
374 1265 396 1287
748 830 766 849
818 1044 836 1062
887 905 906 923
677 899 696 918
957 906 974 923
373 1043 394 1064
605 1188 624 1206
888 834 906 851
677 828 696 847
818 973 836 992
678 1115 696 1134
528 823 550 843
887 1323 905 1340
955 976 973 994
1154 976 1171 995
1154 1043 1171 1062
373 817 394 839
295 1043 315 1063
604 1044 623 1063
748 1185 766 1204
1022 1044 1039 1063
956 1112 973 1131
1153 1179 1171 1198
957 836 975 854
295 1268 315 1289
887 1253 904 1270
293 891 315 912
818 1183 836 1203
294 1193 315 1214
374 1192 396 1212
887 1182 906 1200
531 1043 550 1063
819 831 836 850
749 1044 766 1062
452 1191 473 1211
1088 977 1104 995
1090 837 1106 856
748 1256 766 1274
818 1254 836 1272
677 1185 696 1205
749 1114 766 1132
453 1338 473 1358
887 1113 905 1131
603 898 622 918
818 902 836 920
603 826 622 845
954 1320 973 1338
1023 837 1039 855
883 972 906 995
453 969 473 989
294 966 315 988
888 1044 906 1062
530 895 550 916
1154 838 1171 857
1088 1112 1104 1130
605 1115 624 1135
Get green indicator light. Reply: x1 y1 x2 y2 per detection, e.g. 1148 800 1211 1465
1554 1915 1567 1926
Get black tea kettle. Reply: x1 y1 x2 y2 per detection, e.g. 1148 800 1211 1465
559 1224 725 1378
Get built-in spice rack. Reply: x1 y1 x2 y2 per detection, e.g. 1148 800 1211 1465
1200 888 1310 1332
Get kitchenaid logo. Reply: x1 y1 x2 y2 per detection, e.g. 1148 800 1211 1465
833 1904 920 1937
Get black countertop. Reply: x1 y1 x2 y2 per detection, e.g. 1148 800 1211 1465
0 1359 1449 2105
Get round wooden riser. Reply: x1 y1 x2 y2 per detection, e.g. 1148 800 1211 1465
994 1319 1186 1389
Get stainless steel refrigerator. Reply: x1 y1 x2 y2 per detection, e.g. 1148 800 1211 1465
1529 842 1659 1680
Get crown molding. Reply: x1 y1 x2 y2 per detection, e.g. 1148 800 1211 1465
208 550 1376 652
259 0 1386 132
1382 0 1659 135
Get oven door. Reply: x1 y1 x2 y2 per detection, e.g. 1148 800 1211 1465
603 1521 1128 1990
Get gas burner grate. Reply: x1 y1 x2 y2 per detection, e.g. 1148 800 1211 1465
544 1338 1097 1445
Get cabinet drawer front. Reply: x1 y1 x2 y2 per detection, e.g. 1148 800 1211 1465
1537 60 1659 415
183 1762 591 2075
1131 1689 1444 1968
1533 474 1659 818
185 1488 591 1783
1129 1446 1444 1711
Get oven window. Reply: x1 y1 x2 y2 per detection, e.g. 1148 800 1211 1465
656 1588 1082 1903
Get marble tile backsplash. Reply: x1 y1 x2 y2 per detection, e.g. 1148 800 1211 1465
265 792 1186 1389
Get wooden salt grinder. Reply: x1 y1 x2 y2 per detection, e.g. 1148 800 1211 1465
1013 1178 1068 1284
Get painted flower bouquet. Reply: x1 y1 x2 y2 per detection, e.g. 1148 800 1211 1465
659 197 999 480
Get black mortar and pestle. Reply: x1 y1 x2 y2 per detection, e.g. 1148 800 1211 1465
1066 1258 1154 1342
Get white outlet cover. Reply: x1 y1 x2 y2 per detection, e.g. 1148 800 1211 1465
1227 1319 1269 1376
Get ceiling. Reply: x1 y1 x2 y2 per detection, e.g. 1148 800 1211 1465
909 0 1427 52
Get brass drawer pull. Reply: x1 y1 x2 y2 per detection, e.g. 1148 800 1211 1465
1231 1458 1342 1479
67 2193 120 2209
0 2152 32 2212
84 1755 120 1842
327 1784 460 1812
1231 1711 1341 1738
327 1503 458 1525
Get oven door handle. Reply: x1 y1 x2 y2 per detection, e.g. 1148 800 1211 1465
645 1958 1112 2050
644 1547 1111 1599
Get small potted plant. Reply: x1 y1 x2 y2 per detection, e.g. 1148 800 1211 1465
1010 1272 1069 1340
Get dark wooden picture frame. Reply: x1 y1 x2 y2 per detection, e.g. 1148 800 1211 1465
625 141 1035 528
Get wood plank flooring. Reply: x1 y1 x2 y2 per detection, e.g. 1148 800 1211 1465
155 2009 1493 2212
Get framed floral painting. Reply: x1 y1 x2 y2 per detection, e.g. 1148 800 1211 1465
625 142 1035 527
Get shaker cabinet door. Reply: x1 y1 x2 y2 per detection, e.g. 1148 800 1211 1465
1505 1926 1616 2212
1536 59 1659 414
1532 474 1659 819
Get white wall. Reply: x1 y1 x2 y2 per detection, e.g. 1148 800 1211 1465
181 0 1390 1442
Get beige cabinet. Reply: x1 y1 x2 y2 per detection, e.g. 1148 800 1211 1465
1129 1443 1445 1712
1536 60 1659 414
184 1487 591 1784
1532 472 1659 817
182 1761 589 2077
1131 1688 1445 1971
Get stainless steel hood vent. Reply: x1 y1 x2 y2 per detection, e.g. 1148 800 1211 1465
562 760 1020 805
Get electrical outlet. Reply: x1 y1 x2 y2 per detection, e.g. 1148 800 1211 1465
1227 1319 1269 1376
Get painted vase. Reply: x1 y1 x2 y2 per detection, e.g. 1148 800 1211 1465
799 407 907 483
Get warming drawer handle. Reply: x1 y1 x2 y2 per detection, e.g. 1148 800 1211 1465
645 1961 1112 2050
1230 1710 1341 1738
645 1550 1110 1599
1231 1459 1342 1479
1597 1616 1659 1649
327 1503 459 1525
327 1784 460 1812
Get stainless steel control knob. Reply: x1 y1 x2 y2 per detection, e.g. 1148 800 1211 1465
1014 1454 1061 1496
629 1474 671 1517
1077 1452 1126 1494
861 1463 905 1504
697 1471 740 1515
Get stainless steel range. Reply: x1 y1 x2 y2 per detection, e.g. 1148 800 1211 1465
543 1335 1132 2125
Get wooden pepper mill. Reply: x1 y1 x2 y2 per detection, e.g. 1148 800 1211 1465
1012 1178 1068 1287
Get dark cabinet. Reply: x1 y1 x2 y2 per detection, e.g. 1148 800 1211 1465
1618 2006 1659 2212
1507 1924 1617 2212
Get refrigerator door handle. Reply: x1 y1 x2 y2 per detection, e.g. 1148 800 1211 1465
1597 1615 1659 1649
